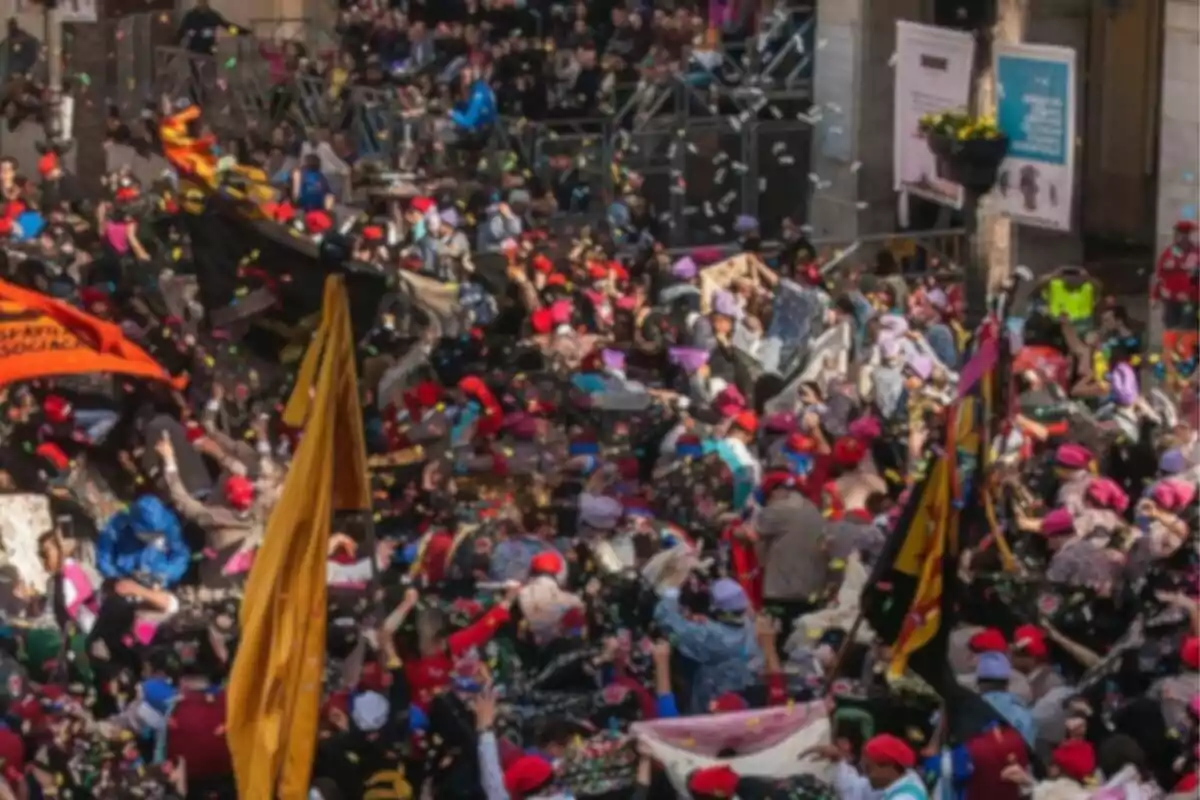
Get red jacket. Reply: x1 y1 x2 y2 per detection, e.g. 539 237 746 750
167 689 232 780
404 604 510 708
1154 244 1200 302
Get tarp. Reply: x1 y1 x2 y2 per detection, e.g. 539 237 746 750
631 704 832 797
0 279 182 389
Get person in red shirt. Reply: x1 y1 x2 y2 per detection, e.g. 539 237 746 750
1153 219 1199 372
402 583 520 710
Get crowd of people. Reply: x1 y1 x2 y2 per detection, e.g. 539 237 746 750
0 8 1194 800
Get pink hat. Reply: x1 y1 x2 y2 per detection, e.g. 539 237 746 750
1055 443 1093 470
1086 477 1129 514
1040 508 1075 537
713 386 747 418
848 416 883 442
1151 479 1197 512
763 412 797 433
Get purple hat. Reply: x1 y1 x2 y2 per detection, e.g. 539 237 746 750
712 290 740 318
669 346 710 374
671 256 698 280
734 215 758 234
976 651 1012 681
907 355 934 381
439 207 460 228
710 578 749 614
601 348 626 371
1160 448 1187 475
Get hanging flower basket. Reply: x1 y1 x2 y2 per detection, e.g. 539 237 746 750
927 133 1010 193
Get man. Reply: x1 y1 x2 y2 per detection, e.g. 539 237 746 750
807 733 929 799
753 473 835 644
956 627 1033 704
1010 624 1065 703
976 651 1036 748
449 67 497 138
1153 219 1200 373
175 0 243 55
653 578 761 713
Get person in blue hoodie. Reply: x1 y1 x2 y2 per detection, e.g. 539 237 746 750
449 67 497 137
96 495 190 613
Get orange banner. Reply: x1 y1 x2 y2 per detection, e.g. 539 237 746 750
0 279 182 389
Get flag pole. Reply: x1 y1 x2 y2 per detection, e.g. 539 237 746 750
820 610 866 697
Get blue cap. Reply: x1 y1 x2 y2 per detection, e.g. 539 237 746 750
976 651 1012 682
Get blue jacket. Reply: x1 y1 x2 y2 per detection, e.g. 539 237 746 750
981 690 1036 749
654 589 762 713
97 496 190 588
450 80 497 132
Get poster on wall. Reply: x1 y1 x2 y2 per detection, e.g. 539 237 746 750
994 42 1076 232
893 21 976 210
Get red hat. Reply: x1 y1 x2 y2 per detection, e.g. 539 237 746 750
403 380 444 419
304 210 333 235
832 436 867 468
42 394 72 424
531 254 554 274
1054 443 1093 470
503 755 554 799
609 261 629 281
863 734 916 769
1012 624 1048 659
1085 477 1128 514
223 475 255 512
687 764 739 798
587 262 609 281
35 442 69 472
761 470 798 498
969 628 1008 654
1051 740 1096 783
37 151 58 176
410 196 435 215
732 410 758 435
114 186 139 203
530 550 565 578
546 273 568 288
785 433 817 453
1175 220 1197 234
1182 636 1200 670
530 308 554 335
0 728 24 785
361 225 384 242
273 200 296 223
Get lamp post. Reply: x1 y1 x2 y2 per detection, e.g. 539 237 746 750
961 0 1028 330
39 0 64 145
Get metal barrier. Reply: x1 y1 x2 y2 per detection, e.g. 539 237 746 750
152 45 819 247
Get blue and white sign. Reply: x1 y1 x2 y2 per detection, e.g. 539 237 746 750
994 42 1077 232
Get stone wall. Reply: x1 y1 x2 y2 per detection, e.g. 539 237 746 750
1157 0 1200 250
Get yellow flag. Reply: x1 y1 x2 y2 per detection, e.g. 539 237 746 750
226 276 371 799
